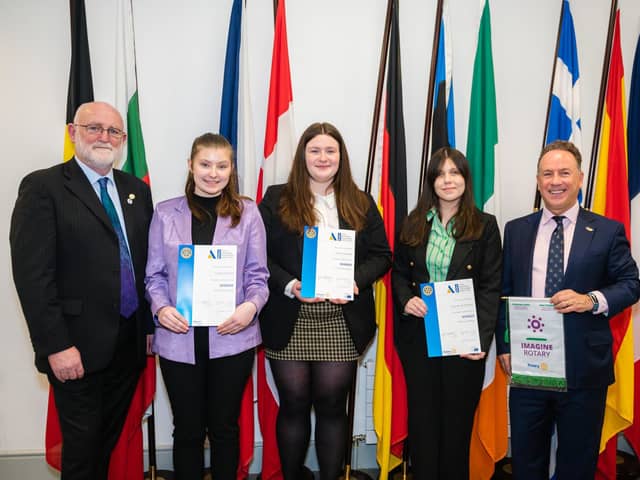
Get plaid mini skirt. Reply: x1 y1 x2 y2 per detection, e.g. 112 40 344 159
266 301 359 361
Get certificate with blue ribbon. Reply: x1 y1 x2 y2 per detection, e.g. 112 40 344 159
420 278 482 357
176 244 237 326
300 226 355 300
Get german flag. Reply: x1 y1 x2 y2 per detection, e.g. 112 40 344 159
372 1 408 477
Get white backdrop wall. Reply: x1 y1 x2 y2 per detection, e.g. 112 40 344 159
2 0 640 457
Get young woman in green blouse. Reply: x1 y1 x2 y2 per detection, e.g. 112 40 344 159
392 147 502 479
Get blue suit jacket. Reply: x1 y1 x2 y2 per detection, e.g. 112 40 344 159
496 208 639 389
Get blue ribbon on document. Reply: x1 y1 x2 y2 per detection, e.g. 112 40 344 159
176 244 195 325
420 282 444 357
300 226 319 298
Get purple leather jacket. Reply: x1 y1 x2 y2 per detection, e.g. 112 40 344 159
145 196 269 363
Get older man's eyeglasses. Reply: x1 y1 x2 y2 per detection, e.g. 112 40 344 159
74 124 126 139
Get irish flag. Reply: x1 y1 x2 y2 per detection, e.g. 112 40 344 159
465 2 508 479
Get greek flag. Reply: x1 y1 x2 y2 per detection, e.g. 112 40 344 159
545 0 581 149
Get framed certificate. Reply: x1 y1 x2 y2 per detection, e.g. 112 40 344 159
420 278 482 357
300 226 355 300
176 244 237 326
506 297 567 391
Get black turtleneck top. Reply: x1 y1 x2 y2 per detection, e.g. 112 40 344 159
191 194 220 245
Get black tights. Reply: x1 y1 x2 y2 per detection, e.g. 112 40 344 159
269 359 357 480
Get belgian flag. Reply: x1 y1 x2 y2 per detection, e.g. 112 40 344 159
62 0 93 162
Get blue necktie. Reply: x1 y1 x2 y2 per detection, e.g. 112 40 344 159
98 177 138 317
544 215 565 297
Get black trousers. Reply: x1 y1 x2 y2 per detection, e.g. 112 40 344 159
399 345 485 480
160 327 254 480
510 386 608 480
49 316 141 480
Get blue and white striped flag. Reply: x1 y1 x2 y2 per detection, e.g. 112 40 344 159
545 0 581 149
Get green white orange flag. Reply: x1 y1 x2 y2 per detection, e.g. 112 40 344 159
465 2 508 479
593 10 633 480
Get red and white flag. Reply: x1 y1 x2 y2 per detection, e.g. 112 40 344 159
256 1 295 478
256 0 295 203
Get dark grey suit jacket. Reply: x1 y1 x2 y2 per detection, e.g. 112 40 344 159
10 159 153 374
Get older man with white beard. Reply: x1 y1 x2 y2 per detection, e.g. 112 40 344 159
10 102 154 480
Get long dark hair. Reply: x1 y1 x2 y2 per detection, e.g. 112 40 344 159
279 122 369 234
185 133 245 227
400 147 482 246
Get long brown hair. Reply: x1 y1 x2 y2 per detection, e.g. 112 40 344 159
400 147 482 246
185 133 245 227
279 122 369 234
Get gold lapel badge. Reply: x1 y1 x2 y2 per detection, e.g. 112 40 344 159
586 226 594 232
127 193 136 205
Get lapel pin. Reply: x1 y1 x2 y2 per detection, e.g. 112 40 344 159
586 226 594 232
466 264 473 270
127 193 135 205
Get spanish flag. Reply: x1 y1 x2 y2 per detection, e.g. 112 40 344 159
592 10 633 480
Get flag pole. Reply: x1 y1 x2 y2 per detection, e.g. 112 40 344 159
340 370 373 480
418 0 445 196
585 0 618 209
534 0 565 211
365 0 394 194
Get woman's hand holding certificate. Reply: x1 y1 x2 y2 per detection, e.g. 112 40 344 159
217 301 258 335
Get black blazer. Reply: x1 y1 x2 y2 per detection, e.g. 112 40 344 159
392 211 502 354
10 159 153 374
258 184 392 354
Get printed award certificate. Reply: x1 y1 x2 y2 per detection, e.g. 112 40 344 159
176 244 237 326
507 297 567 391
300 226 355 300
420 278 482 357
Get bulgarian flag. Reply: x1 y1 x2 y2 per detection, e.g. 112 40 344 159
116 0 150 185
257 1 295 478
370 1 408 477
49 2 155 478
107 0 156 478
594 10 633 480
465 2 508 479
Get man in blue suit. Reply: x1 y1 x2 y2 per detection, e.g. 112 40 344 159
496 140 640 479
